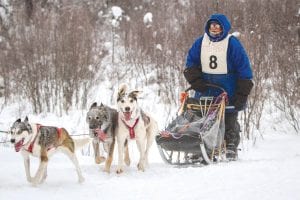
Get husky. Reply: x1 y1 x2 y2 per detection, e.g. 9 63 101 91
9 117 90 186
116 84 158 173
86 102 130 172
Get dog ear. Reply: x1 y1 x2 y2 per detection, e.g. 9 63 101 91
117 84 128 101
100 102 104 108
15 118 21 123
130 90 142 99
24 116 29 122
90 102 97 109
118 84 128 96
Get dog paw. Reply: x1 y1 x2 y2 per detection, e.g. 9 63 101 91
78 176 85 183
27 177 33 183
124 158 131 166
31 181 39 187
39 178 46 184
31 176 41 186
103 167 111 173
116 168 123 174
95 156 106 164
137 163 145 172
39 174 47 184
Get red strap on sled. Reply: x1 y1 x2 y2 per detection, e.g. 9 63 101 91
160 130 171 138
122 118 139 139
180 92 188 104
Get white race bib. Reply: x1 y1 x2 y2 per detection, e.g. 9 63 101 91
201 33 231 74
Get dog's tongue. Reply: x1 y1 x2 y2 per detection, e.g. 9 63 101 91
95 128 107 141
14 139 24 152
124 112 131 121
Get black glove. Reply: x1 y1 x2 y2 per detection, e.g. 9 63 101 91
183 67 207 92
232 93 248 111
190 79 207 92
233 79 254 111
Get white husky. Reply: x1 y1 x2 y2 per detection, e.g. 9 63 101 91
116 84 158 173
9 117 90 186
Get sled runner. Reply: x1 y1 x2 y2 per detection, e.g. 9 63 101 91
156 84 233 166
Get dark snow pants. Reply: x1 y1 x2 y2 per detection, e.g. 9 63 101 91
224 112 240 148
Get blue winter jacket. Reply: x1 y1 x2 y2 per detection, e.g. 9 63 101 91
185 14 253 110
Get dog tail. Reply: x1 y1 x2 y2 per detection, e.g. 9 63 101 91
73 138 91 150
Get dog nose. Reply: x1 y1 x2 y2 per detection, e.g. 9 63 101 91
10 139 15 143
89 125 95 129
125 107 130 112
89 122 97 129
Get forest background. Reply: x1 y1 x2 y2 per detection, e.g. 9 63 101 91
0 0 299 138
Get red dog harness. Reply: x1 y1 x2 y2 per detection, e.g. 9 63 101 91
121 118 139 139
26 124 62 153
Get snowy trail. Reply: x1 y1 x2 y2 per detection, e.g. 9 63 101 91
1 133 300 200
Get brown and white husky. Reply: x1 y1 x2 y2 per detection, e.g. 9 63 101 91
9 117 90 186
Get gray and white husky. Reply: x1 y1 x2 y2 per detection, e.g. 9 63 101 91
9 117 90 186
116 84 158 173
86 102 130 172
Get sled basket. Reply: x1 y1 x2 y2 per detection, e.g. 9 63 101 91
156 84 228 165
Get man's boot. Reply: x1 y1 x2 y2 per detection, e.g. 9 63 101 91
226 143 238 161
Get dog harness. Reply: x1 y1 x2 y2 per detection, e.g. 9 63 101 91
121 118 139 139
26 124 62 153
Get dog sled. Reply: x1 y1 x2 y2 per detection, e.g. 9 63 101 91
156 84 234 166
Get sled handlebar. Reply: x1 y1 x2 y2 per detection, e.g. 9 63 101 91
185 84 235 110
185 83 226 93
225 105 235 109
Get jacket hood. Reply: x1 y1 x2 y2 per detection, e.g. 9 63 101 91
205 13 231 42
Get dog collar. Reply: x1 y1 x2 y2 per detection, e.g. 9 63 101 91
121 118 139 139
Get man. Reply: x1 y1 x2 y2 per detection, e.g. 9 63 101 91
184 13 253 160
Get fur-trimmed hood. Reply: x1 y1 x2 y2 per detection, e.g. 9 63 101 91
204 13 231 42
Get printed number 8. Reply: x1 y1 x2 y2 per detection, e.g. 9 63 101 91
209 55 217 69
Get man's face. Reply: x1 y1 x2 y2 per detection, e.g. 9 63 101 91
209 22 222 36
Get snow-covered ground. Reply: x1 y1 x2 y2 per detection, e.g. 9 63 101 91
1 132 300 200
0 82 299 200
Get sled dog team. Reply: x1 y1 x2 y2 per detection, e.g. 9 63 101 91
9 84 158 186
